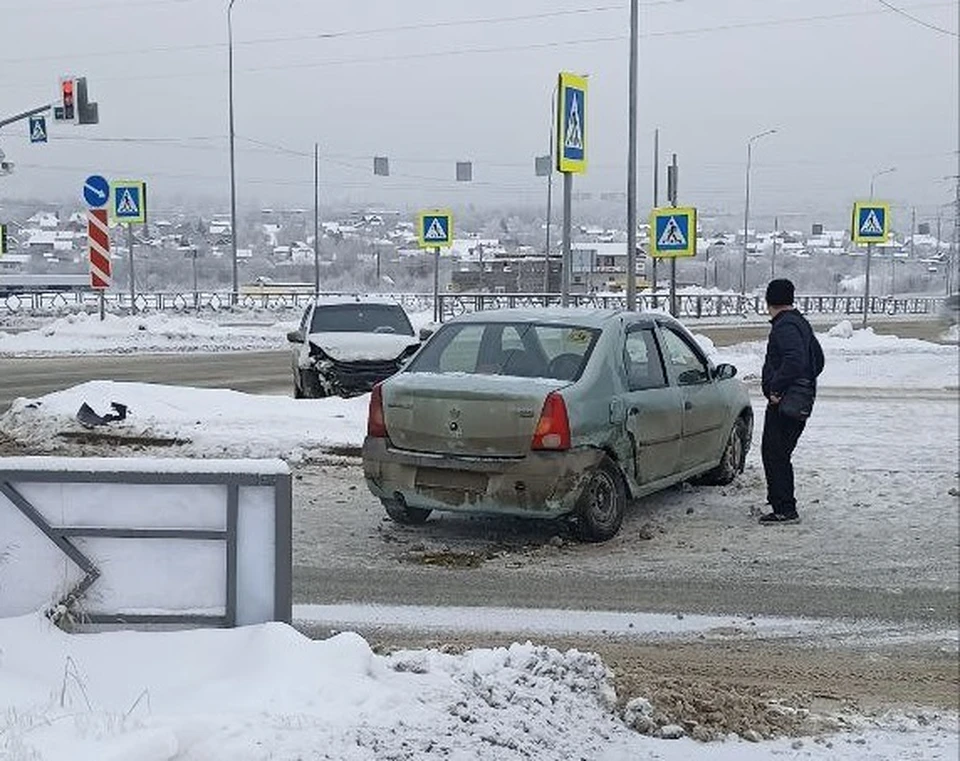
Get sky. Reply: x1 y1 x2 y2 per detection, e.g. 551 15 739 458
0 0 957 229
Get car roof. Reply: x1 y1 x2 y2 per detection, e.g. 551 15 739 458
448 307 677 329
312 295 403 308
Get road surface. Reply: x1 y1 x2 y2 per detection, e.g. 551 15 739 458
0 319 949 412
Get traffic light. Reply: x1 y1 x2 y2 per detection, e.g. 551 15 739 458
57 77 76 122
1 225 8 255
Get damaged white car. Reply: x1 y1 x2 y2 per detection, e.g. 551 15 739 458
287 297 421 398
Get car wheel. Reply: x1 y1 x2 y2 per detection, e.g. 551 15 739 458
701 417 747 486
575 457 627 542
381 498 432 525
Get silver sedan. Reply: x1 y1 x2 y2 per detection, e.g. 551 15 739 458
362 309 752 541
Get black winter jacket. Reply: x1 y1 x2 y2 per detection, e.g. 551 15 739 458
761 309 824 399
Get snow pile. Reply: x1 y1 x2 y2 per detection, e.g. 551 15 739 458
0 312 294 355
710 322 958 389
0 380 367 460
0 613 631 761
0 309 436 356
1 613 955 761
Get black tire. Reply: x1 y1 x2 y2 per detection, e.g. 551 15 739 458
381 498 432 525
701 417 747 486
575 457 627 542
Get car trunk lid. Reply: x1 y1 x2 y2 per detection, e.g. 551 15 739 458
383 373 566 457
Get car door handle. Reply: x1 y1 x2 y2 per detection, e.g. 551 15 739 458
684 401 693 411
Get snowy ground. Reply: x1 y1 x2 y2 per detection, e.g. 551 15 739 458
0 322 955 461
0 310 436 356
0 612 955 761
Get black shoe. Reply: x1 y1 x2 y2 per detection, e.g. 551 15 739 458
759 511 800 525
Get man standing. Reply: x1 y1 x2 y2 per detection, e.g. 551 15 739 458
760 278 823 525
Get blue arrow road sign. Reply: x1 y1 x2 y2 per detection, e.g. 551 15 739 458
29 116 47 143
83 175 110 208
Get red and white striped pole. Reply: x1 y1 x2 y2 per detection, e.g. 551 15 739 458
88 208 111 320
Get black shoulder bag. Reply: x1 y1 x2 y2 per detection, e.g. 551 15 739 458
778 330 823 421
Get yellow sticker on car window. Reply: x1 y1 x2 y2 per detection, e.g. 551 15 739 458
568 329 591 343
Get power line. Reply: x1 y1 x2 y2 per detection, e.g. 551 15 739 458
1 1 952 75
0 3 634 65
875 0 958 35
0 0 197 14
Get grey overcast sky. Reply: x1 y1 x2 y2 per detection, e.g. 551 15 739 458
0 0 957 227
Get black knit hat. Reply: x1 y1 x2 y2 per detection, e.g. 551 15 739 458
765 278 795 306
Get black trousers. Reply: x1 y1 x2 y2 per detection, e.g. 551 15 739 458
761 404 806 515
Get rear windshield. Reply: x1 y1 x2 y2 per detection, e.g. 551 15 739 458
310 304 414 335
406 322 601 381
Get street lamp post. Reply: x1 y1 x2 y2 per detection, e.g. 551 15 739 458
863 166 896 328
227 0 240 304
741 128 777 296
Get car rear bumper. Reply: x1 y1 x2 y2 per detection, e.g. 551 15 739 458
362 437 605 518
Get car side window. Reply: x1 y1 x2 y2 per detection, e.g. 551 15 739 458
624 328 667 391
659 327 710 385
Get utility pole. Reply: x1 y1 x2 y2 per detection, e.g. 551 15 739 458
313 143 320 296
227 0 240 304
544 93 556 295
127 224 137 315
562 172 572 307
771 215 778 279
652 128 659 300
667 153 678 317
625 0 639 311
909 206 916 260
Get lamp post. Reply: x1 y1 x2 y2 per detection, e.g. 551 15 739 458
863 166 896 327
227 0 241 303
870 166 896 199
741 128 777 295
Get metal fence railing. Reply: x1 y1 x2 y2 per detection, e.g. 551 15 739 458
0 289 946 320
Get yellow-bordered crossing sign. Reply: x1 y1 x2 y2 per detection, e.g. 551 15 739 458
556 72 587 174
649 206 697 258
851 201 890 244
417 210 453 248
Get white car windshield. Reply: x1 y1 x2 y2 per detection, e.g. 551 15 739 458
406 322 600 381
309 304 414 335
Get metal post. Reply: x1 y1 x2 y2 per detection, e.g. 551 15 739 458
771 215 778 279
227 0 240 304
909 207 916 260
626 0 639 311
652 128 659 298
561 172 572 307
742 141 752 296
863 242 873 329
192 247 199 311
544 91 556 295
127 224 136 315
742 129 777 295
668 153 678 317
99 291 105 322
433 246 441 323
313 143 320 296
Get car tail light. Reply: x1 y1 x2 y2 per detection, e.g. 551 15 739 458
532 392 571 451
367 383 387 438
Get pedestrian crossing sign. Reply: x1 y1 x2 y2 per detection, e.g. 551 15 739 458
556 72 587 174
111 180 147 224
417 210 453 248
650 207 697 258
851 201 890 244
29 115 47 143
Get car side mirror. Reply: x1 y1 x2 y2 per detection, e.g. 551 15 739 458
712 363 737 381
419 326 435 342
286 329 304 343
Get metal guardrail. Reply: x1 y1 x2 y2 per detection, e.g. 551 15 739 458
0 289 946 320
0 460 292 627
